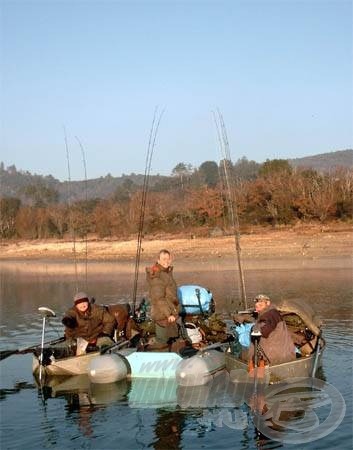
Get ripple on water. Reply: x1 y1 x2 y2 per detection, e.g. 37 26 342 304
1 265 352 450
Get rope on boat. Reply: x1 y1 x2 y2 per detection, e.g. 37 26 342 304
213 110 247 310
131 107 165 315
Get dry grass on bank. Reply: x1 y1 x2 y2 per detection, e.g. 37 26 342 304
0 223 352 263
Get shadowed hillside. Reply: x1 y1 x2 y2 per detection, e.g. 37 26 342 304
1 149 352 203
288 149 352 171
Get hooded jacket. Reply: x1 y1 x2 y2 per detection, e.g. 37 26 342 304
250 304 296 365
63 303 116 342
146 263 179 326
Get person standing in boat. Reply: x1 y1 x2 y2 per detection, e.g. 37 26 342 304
249 294 296 365
146 249 181 350
62 292 116 353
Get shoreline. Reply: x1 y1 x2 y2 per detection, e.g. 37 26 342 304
0 225 351 271
0 255 350 276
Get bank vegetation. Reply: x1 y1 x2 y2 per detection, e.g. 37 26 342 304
1 159 352 240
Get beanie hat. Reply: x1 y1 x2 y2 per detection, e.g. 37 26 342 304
254 294 270 303
74 292 89 305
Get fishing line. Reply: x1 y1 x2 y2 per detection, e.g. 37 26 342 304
212 110 247 309
213 111 233 228
217 109 247 308
75 136 89 292
64 126 79 293
132 107 165 315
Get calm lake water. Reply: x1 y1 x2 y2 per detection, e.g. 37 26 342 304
0 258 352 450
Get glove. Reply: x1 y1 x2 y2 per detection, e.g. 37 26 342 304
252 324 262 334
62 316 78 329
250 325 262 342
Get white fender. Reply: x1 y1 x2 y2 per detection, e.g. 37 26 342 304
176 349 225 386
88 353 128 384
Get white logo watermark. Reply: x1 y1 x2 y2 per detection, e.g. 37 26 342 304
251 377 346 444
197 375 346 444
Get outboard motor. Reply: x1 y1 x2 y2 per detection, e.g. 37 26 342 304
177 285 215 316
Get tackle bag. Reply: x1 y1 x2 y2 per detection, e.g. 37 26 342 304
184 322 203 344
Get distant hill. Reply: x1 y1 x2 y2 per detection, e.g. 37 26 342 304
1 149 352 203
288 149 353 171
0 165 168 203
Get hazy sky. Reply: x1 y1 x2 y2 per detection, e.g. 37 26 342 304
1 0 352 181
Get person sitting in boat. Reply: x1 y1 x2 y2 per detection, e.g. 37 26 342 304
146 249 185 351
62 292 116 353
249 294 296 365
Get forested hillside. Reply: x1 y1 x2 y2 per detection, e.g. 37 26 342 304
1 151 352 240
1 150 351 202
0 163 169 203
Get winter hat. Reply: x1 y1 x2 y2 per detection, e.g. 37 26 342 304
254 294 270 303
74 292 89 305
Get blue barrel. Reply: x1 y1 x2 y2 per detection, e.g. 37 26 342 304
177 285 214 315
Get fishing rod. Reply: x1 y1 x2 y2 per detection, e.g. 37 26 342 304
131 107 165 315
213 113 240 303
75 136 89 291
64 127 79 293
212 110 247 310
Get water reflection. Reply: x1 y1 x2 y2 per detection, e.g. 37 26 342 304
36 372 248 409
39 375 128 404
0 381 36 401
26 361 330 448
153 409 186 450
36 376 189 446
35 375 249 448
0 261 352 450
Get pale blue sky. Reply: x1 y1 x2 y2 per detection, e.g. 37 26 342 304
1 0 352 181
